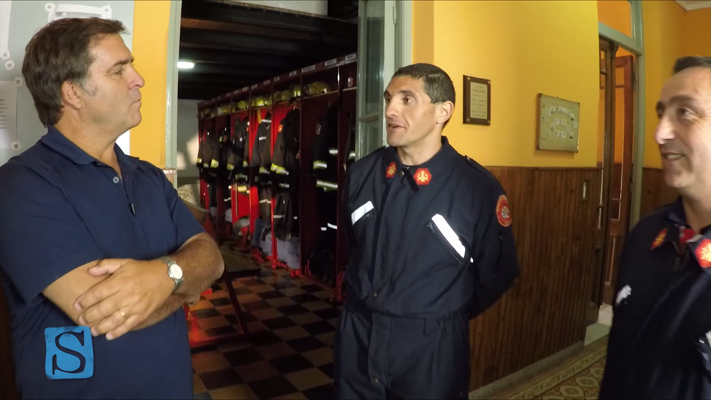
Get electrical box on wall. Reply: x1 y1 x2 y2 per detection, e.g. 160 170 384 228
45 3 112 22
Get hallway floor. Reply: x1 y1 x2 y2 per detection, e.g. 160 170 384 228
491 337 607 399
189 249 339 399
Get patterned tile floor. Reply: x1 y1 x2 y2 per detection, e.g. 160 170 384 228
188 248 340 399
490 337 608 399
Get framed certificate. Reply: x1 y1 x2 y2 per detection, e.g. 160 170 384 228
463 75 491 126
537 94 580 153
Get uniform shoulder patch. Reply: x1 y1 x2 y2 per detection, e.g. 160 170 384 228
496 195 512 227
696 239 711 268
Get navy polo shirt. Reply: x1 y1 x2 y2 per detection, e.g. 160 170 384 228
0 126 204 398
600 197 711 398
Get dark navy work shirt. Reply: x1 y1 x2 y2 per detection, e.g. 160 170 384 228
600 197 711 399
341 137 519 319
0 126 204 399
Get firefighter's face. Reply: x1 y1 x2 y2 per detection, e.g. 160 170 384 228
655 66 711 197
383 76 452 148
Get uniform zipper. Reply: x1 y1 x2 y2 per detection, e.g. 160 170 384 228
427 220 464 264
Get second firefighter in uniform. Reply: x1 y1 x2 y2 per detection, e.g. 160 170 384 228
334 64 519 399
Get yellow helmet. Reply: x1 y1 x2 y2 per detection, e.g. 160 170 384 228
277 90 291 102
237 100 248 110
290 84 301 98
305 81 329 95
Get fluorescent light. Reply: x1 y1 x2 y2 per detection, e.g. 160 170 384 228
177 61 195 69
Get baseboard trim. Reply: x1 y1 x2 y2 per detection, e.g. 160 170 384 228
468 341 584 399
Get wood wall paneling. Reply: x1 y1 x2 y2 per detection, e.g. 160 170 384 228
469 167 602 391
640 167 678 218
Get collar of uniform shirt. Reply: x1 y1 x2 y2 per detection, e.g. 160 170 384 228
41 125 141 171
382 136 457 188
656 196 711 271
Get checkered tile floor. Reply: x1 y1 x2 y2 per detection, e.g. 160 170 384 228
189 248 341 399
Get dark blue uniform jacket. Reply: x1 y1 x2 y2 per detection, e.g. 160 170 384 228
601 197 711 399
341 137 519 319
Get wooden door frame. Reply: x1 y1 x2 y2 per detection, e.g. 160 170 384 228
592 38 618 309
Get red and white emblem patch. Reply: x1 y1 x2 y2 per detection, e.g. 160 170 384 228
696 239 711 268
413 168 432 186
496 195 512 227
386 162 397 178
651 228 667 250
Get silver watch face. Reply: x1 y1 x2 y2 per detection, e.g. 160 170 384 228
169 264 183 280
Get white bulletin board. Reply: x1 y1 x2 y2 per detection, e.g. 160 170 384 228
537 94 580 153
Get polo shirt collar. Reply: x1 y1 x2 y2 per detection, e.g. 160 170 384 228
41 125 140 170
382 136 456 188
652 196 711 272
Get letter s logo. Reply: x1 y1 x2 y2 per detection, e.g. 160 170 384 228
45 327 94 379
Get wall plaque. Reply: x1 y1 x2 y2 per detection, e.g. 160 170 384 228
463 75 490 125
537 94 580 153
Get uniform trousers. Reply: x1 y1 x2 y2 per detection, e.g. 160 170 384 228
334 302 471 400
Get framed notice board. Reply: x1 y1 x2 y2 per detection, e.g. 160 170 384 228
537 94 580 153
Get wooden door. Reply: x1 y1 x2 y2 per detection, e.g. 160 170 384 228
602 55 634 305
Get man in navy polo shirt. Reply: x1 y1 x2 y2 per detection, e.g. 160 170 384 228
0 18 224 398
600 56 711 398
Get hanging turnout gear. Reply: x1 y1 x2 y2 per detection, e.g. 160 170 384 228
229 117 250 194
312 104 339 231
344 111 356 172
251 112 272 241
272 108 301 241
309 104 339 283
251 112 272 183
199 128 220 185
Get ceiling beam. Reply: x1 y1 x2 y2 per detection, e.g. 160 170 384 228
181 18 310 42
178 63 282 77
180 19 357 48
178 82 245 99
180 28 351 58
182 1 358 38
178 47 293 68
178 73 259 87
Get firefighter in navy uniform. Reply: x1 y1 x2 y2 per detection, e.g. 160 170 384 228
335 64 519 400
600 57 711 399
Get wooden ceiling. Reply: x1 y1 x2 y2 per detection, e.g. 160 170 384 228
178 0 359 100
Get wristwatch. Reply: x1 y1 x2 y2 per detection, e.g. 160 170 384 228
160 256 184 293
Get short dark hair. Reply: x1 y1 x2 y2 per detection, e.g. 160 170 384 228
22 18 127 126
674 56 711 74
392 63 456 106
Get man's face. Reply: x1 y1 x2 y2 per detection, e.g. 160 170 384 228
383 76 440 148
79 34 144 135
655 67 711 196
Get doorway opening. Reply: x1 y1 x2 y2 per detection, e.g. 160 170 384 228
587 38 636 343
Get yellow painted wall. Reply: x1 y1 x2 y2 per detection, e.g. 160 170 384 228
130 1 171 168
642 0 686 168
686 8 711 56
412 1 434 65
412 0 599 167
